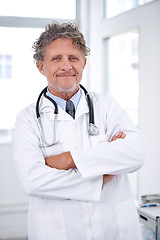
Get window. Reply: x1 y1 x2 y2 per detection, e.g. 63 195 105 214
0 129 13 143
0 27 46 130
104 0 156 18
0 55 12 79
0 0 76 19
0 0 77 140
104 30 139 125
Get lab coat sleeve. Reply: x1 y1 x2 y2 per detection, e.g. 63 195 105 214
70 93 145 179
13 106 102 202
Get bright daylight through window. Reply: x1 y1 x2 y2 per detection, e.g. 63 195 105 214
105 30 139 126
0 55 12 79
0 0 76 142
0 0 76 19
104 0 156 18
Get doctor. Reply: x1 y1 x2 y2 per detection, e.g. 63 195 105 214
14 22 144 240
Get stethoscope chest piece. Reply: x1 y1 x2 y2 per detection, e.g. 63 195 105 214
88 123 99 136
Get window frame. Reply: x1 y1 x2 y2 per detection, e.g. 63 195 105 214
0 0 79 137
0 0 79 28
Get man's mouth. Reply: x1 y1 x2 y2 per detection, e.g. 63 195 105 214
56 72 76 78
58 75 75 77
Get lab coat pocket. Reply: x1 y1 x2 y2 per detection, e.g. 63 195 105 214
35 212 66 240
115 199 143 240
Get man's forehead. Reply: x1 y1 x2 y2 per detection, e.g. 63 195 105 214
45 38 83 55
49 38 75 47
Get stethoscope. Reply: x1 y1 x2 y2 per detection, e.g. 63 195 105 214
36 84 99 148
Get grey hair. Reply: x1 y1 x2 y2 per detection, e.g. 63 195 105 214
32 22 90 66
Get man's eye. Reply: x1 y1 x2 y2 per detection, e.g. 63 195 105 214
51 57 60 61
70 57 78 61
53 57 59 61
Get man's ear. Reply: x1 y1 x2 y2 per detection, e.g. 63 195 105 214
83 57 87 69
37 61 45 75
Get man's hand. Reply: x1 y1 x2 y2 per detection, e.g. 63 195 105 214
111 131 126 142
45 151 76 170
103 174 115 184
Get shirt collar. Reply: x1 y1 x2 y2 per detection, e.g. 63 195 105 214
46 87 82 111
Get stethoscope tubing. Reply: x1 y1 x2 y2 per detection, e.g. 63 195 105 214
36 84 94 125
36 87 58 119
36 84 99 148
79 84 94 125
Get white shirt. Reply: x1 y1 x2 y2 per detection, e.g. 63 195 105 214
46 88 81 111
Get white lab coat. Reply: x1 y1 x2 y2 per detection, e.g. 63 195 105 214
14 90 144 240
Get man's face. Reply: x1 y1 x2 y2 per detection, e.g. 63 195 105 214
38 38 86 99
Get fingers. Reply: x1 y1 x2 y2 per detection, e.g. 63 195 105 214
103 174 115 184
111 132 126 142
119 132 126 139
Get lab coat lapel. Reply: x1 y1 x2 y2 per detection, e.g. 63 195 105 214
57 107 73 120
75 90 89 120
39 96 58 120
39 96 53 113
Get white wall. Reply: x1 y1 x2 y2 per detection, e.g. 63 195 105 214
138 2 160 196
0 143 28 239
83 0 160 198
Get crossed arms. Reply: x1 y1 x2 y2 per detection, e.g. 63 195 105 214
45 132 126 184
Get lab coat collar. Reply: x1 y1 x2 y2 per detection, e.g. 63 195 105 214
39 90 90 121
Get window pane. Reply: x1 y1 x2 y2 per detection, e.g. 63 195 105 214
104 0 155 18
6 65 12 78
0 129 13 143
0 55 12 79
105 30 139 126
0 27 47 129
0 0 76 19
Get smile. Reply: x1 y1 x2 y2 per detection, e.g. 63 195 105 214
56 74 76 77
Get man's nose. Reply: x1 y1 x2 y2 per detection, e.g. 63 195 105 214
61 59 72 71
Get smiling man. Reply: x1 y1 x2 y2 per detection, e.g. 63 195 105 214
37 38 86 100
14 22 144 240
